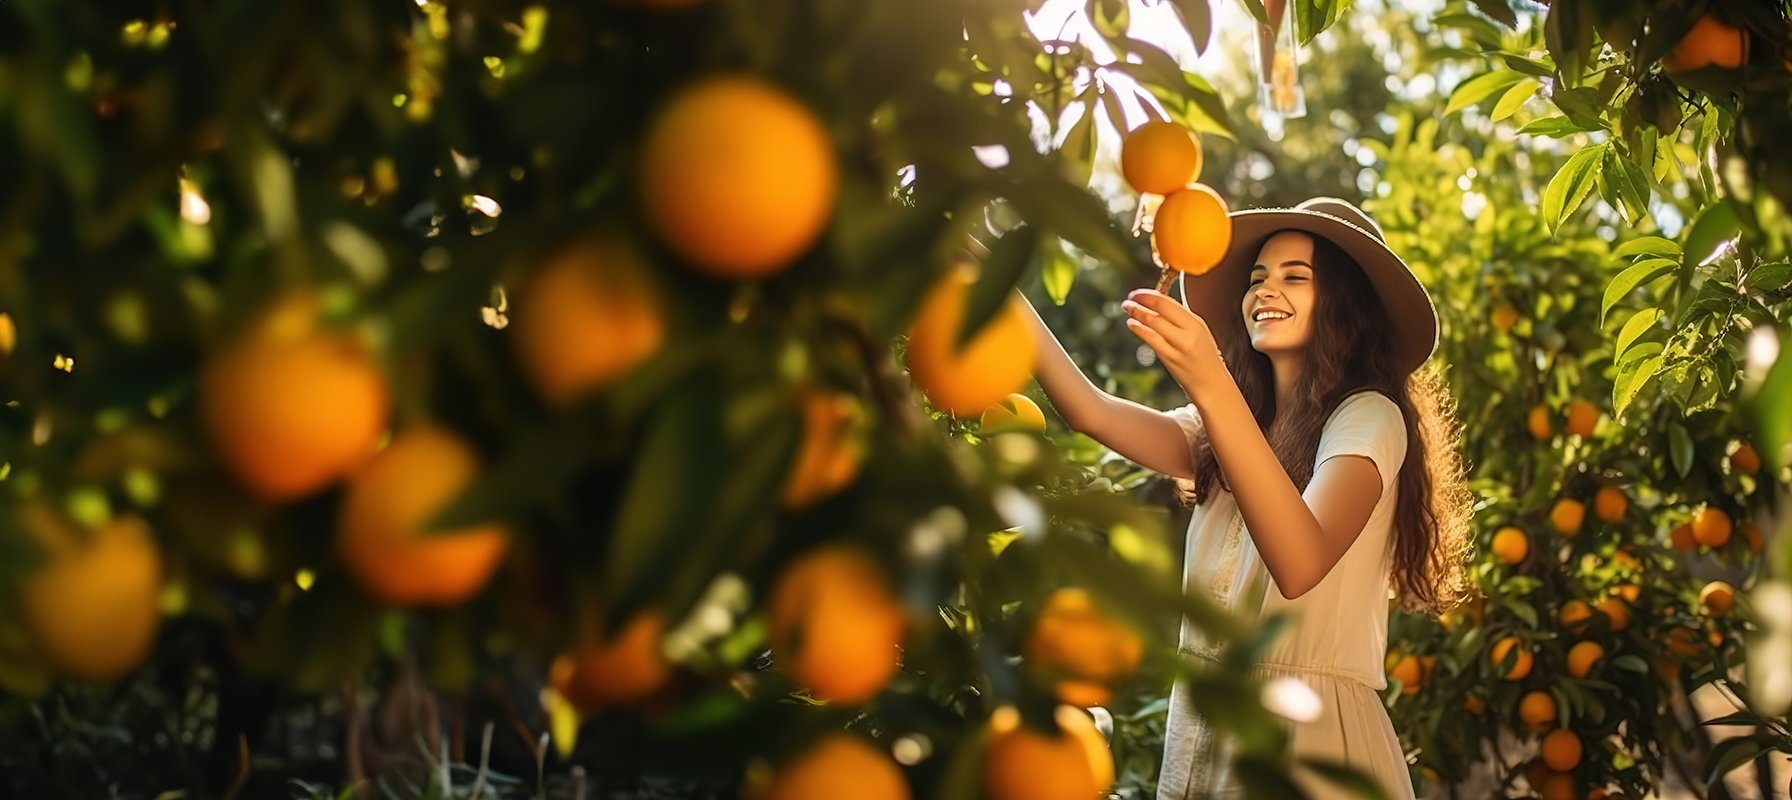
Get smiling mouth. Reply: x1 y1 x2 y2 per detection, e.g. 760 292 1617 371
1252 309 1292 326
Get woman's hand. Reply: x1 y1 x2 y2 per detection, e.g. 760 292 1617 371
1121 289 1228 400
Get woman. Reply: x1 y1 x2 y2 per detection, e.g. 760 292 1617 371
1021 197 1473 799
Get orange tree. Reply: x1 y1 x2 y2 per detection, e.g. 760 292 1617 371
0 0 1362 797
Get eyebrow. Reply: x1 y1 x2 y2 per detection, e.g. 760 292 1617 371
1250 260 1315 272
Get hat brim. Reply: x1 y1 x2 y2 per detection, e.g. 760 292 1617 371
1177 207 1439 377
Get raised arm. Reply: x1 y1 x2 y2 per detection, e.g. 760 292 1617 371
1017 293 1199 479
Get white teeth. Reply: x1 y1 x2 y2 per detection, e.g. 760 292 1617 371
1254 310 1291 321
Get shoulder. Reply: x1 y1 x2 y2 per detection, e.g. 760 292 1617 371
1316 391 1408 477
1327 391 1404 431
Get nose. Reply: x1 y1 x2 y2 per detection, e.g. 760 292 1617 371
1253 282 1281 303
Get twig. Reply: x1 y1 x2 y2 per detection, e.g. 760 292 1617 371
470 722 493 799
221 734 250 800
344 682 366 799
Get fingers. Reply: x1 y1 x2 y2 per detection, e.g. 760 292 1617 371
1125 317 1170 354
1121 295 1187 336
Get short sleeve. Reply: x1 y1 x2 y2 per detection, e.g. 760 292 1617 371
1314 392 1407 489
1165 403 1204 450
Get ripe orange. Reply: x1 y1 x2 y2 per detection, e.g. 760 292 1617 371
1120 121 1202 195
1389 654 1424 696
1709 629 1725 648
1662 13 1750 74
1741 522 1763 554
1564 400 1598 438
984 705 1113 800
1028 588 1143 707
760 734 910 800
1519 690 1557 732
1692 507 1732 548
19 509 162 681
201 293 389 501
1538 772 1577 800
511 237 665 406
1593 487 1627 523
769 546 906 704
1550 499 1585 536
642 75 836 277
1559 600 1594 635
1700 581 1736 617
1527 405 1552 441
1492 526 1529 565
1611 550 1643 574
1491 637 1532 681
1670 523 1696 551
1665 626 1703 657
1151 184 1232 276
782 389 864 510
337 427 509 606
981 393 1047 433
1731 442 1762 475
1492 304 1519 334
1540 729 1582 771
904 265 1036 417
1613 583 1640 603
551 610 671 711
1566 640 1604 678
1464 695 1487 715
1595 596 1631 632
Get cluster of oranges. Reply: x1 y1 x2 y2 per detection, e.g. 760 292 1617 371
1119 120 1233 281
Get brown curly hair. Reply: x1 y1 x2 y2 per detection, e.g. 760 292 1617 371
1180 232 1474 615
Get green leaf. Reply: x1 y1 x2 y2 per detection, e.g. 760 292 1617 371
1614 308 1662 361
1745 262 1792 293
1001 173 1137 269
1516 115 1602 138
1236 0 1270 27
1087 0 1129 39
1491 79 1541 122
1501 53 1555 76
1758 335 1792 475
1544 0 1596 86
1168 0 1214 55
1669 422 1694 478
1468 0 1519 28
1294 0 1352 46
1041 240 1077 304
957 224 1039 348
1613 236 1679 259
1601 257 1676 323
1444 71 1525 116
1705 736 1774 784
1614 353 1664 417
1682 201 1741 270
1611 654 1649 673
1542 144 1605 234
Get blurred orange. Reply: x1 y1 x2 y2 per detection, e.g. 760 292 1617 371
759 734 909 800
1028 588 1143 707
1120 121 1203 195
905 265 1036 417
1541 729 1582 771
1731 442 1761 474
1152 184 1232 276
1596 596 1631 632
1492 526 1529 565
1566 640 1603 678
1527 405 1552 441
1692 507 1732 548
1662 13 1750 74
1559 600 1593 636
981 393 1047 432
551 610 671 711
769 546 905 704
19 508 162 681
1700 581 1736 617
1593 487 1627 523
783 389 864 510
511 237 665 406
983 705 1113 800
1518 690 1556 732
1564 400 1598 438
1491 637 1532 681
1550 499 1585 536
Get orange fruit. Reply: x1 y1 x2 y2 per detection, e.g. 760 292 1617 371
1525 759 1551 791
337 427 509 606
1731 443 1762 475
1741 522 1764 554
1662 13 1750 74
769 546 906 704
1120 121 1202 195
1692 507 1732 548
1709 629 1725 648
551 610 672 711
1550 499 1585 536
1614 583 1640 603
1559 600 1594 635
782 389 864 510
905 265 1036 417
1492 526 1530 565
201 293 389 501
1670 523 1696 551
1518 690 1557 732
1527 405 1552 441
641 75 836 277
1389 654 1424 695
760 734 910 800
1539 772 1577 800
511 237 665 406
1596 596 1631 632
981 393 1047 433
1028 588 1144 707
1463 695 1487 715
1564 400 1598 438
1566 640 1604 678
1700 581 1736 617
1666 626 1703 657
0 312 14 354
1594 487 1627 523
984 705 1113 800
1611 550 1643 573
18 508 162 681
1491 637 1532 681
1587 788 1610 800
1151 184 1232 276
1492 304 1519 333
1541 729 1582 771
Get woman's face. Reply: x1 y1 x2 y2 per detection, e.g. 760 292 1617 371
1241 231 1318 356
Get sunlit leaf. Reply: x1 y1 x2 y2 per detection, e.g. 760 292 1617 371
1444 71 1525 116
1758 336 1792 475
1682 201 1740 270
1167 0 1214 55
1041 240 1077 304
1669 422 1694 478
1542 144 1604 234
1602 258 1676 324
1612 236 1679 259
1614 308 1662 361
1491 79 1541 122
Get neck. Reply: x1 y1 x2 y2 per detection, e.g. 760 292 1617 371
1271 354 1303 410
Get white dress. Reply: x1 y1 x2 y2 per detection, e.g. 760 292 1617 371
1157 391 1418 800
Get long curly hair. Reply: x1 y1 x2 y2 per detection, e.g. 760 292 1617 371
1180 232 1473 615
